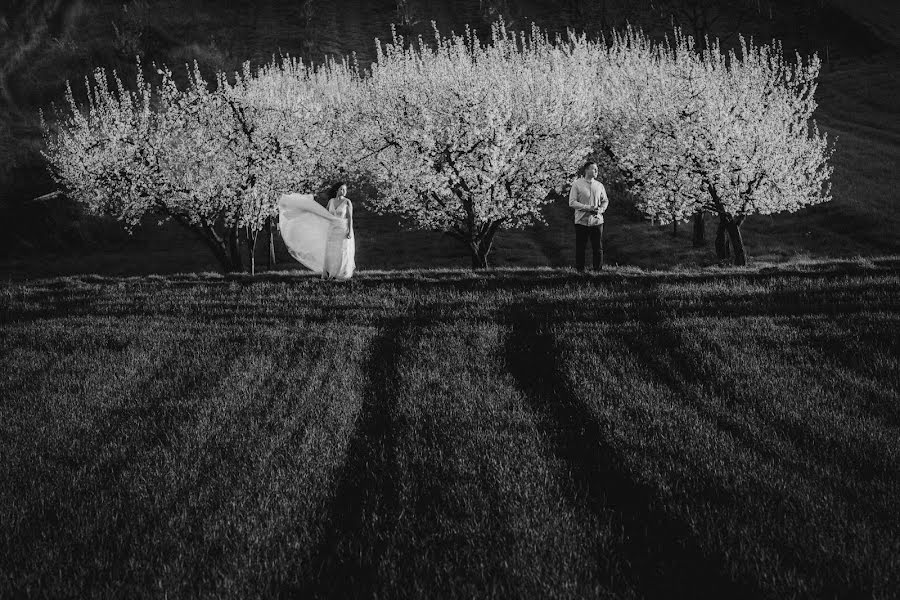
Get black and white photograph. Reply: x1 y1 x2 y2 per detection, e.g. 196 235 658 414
1 0 898 597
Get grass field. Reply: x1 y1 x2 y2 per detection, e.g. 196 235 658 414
2 262 899 598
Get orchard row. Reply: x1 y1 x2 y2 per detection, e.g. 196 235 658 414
43 23 832 270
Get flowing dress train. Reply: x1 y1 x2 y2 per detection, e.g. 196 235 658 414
277 193 355 279
278 193 340 274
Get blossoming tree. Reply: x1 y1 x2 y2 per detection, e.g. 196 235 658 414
359 23 596 268
598 30 709 236
41 64 160 235
208 56 364 273
42 56 362 272
595 31 833 265
691 38 834 264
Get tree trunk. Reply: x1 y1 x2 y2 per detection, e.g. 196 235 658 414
692 211 706 247
468 219 503 270
245 229 260 275
193 226 232 273
715 217 731 260
672 219 678 237
227 224 244 272
725 218 747 266
201 234 233 273
165 210 238 273
267 217 277 270
471 249 488 269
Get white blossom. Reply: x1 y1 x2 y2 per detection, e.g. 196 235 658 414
359 22 597 267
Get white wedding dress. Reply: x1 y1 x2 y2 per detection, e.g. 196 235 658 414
278 193 356 279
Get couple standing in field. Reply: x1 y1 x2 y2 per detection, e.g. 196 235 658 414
276 161 608 278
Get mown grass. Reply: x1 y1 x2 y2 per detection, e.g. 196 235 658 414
1 263 899 598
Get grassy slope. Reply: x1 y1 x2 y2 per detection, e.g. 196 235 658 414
829 0 900 48
2 262 899 597
0 0 898 278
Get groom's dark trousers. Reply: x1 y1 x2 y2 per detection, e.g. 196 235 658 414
575 224 603 271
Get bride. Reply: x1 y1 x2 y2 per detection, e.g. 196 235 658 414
277 182 356 280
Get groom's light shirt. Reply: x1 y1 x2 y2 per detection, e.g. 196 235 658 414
568 177 609 226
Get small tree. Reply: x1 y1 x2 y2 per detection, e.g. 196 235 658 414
361 23 596 268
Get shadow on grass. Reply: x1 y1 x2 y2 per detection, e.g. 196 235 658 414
503 306 759 599
616 315 893 597
1 340 234 591
6 257 898 290
787 316 900 427
289 319 405 599
155 259 900 289
5 270 899 329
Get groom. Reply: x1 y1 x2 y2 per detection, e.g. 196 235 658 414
568 161 609 271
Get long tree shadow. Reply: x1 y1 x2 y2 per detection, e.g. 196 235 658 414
288 319 406 599
503 306 759 599
624 318 900 481
787 316 900 428
618 318 888 597
3 338 236 590
5 261 899 329
6 277 897 330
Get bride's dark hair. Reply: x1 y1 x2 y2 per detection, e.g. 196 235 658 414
328 181 347 199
